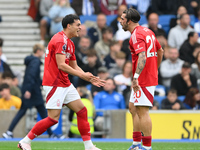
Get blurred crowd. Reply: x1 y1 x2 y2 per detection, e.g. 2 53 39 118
1 0 200 138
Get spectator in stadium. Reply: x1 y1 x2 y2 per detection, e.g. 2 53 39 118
114 61 132 94
71 36 92 87
149 0 187 15
170 62 197 96
142 12 166 38
49 0 76 36
0 55 16 85
191 51 200 90
68 86 95 138
1 71 22 98
71 24 87 49
160 47 184 89
0 38 7 62
71 0 100 16
27 0 40 21
151 100 160 110
104 41 121 69
155 33 168 51
169 5 187 29
39 0 54 45
0 83 21 110
192 43 200 59
179 32 199 64
100 0 126 15
87 13 107 45
91 66 110 98
183 87 200 109
77 49 102 87
94 27 114 62
108 51 126 77
121 38 132 60
168 13 194 51
75 36 92 67
194 5 200 40
93 78 125 131
110 4 127 34
109 4 131 47
2 44 60 139
161 89 185 110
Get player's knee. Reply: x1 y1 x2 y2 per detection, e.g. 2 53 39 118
129 106 137 116
40 19 47 26
136 106 149 118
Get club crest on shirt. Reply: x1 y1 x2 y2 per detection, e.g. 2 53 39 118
62 44 67 51
62 44 67 54
57 99 60 107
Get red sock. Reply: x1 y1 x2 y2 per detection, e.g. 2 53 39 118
142 136 152 147
133 132 142 142
76 107 91 141
27 117 58 140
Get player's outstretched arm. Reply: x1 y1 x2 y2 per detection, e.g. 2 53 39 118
69 60 85 73
56 54 85 77
157 48 164 69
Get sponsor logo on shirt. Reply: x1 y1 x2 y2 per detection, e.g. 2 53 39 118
135 44 143 51
134 99 138 103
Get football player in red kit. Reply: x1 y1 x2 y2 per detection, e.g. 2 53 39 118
18 14 105 150
120 8 163 150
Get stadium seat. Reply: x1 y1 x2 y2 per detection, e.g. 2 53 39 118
154 95 166 109
178 95 185 102
80 15 117 26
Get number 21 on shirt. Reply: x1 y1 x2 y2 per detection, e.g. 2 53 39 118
146 35 157 58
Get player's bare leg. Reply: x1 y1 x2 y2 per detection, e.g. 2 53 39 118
136 106 152 150
67 99 101 150
128 102 142 150
18 109 61 150
40 19 47 45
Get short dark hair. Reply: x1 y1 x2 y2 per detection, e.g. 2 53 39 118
101 26 113 34
167 88 177 95
109 41 119 48
87 49 97 57
146 12 158 20
106 77 116 87
2 71 14 79
62 14 80 29
0 38 3 47
188 31 195 40
179 13 188 20
123 8 141 23
0 83 10 91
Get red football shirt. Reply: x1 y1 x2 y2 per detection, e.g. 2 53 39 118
129 26 161 87
42 31 76 87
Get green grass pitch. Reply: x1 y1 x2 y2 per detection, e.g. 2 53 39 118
0 141 200 150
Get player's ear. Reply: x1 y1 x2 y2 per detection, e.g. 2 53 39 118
67 24 71 28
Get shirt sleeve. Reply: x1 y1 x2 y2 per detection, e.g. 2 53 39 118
55 42 66 55
132 37 146 55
